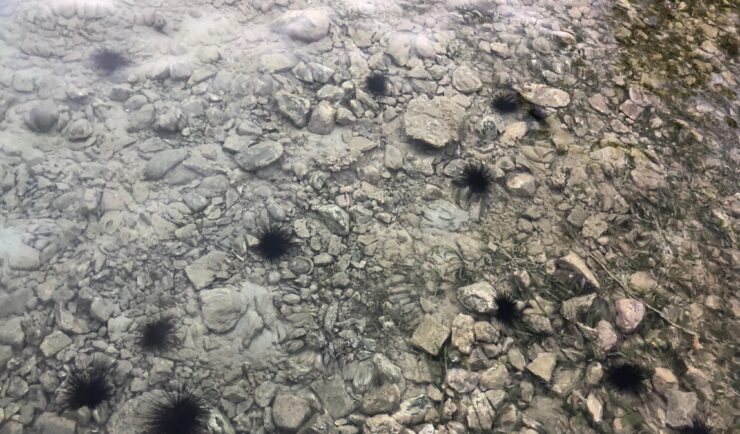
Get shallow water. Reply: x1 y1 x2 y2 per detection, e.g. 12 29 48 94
0 0 738 433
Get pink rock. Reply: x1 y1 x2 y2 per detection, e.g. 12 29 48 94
615 298 645 333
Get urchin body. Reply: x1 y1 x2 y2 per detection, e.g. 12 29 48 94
91 49 130 74
138 317 177 352
456 162 494 200
604 363 650 395
365 73 388 96
143 389 209 434
677 418 713 434
60 364 114 410
492 91 521 113
255 225 293 261
493 293 522 326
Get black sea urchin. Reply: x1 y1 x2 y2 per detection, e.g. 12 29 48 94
255 224 293 261
493 293 522 326
365 72 388 96
137 317 177 353
492 91 521 113
456 162 494 200
677 418 713 434
60 363 114 410
143 389 209 434
91 49 130 74
604 362 650 395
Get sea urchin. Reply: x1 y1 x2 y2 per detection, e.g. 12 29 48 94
255 224 293 261
365 72 388 96
677 418 713 434
604 362 650 395
492 91 521 113
493 293 522 326
60 363 114 410
456 162 494 199
143 389 209 434
91 49 130 74
137 317 177 353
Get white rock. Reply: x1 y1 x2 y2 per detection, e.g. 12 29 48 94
520 83 570 107
458 281 496 313
199 287 247 333
452 65 482 93
272 9 330 42
615 298 645 333
527 352 557 382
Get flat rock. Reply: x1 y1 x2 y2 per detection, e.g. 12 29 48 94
615 298 645 333
144 149 187 180
393 395 433 425
505 172 536 197
403 96 466 149
272 394 313 432
316 204 351 235
34 413 75 434
272 9 330 42
0 317 24 347
234 141 284 171
311 376 354 418
307 101 335 135
451 314 474 354
199 287 246 333
360 383 401 415
40 331 72 357
387 33 413 66
458 281 496 313
452 65 482 93
411 315 450 356
422 199 469 231
185 251 230 290
666 390 698 428
520 83 570 107
275 91 311 127
527 352 557 382
446 368 479 393
596 320 617 351
556 252 600 289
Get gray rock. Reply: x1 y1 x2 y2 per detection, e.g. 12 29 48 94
360 383 400 415
234 141 284 171
520 83 570 107
272 394 312 432
384 144 403 170
185 251 230 290
615 298 645 333
467 390 495 430
666 390 698 428
316 205 351 236
422 199 469 231
556 252 601 289
255 382 279 407
458 281 496 314
403 96 466 149
307 101 335 135
561 293 597 322
144 149 188 180
7 243 40 270
393 395 433 425
299 412 337 434
311 376 354 418
90 298 117 322
410 315 450 356
527 352 557 382
451 314 474 354
0 345 12 367
452 65 482 93
261 53 298 73
199 287 246 333
479 362 508 390
26 100 59 132
107 315 133 340
0 317 24 347
473 321 499 343
40 331 72 357
505 172 536 197
363 415 407 434
169 62 192 80
65 119 93 141
446 368 479 393
272 9 330 42
35 413 75 434
276 91 311 127
387 33 413 66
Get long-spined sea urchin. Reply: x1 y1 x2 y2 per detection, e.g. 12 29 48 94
137 317 177 353
255 224 293 262
604 362 650 395
677 418 713 434
91 49 130 74
493 293 522 326
455 161 494 200
143 388 209 434
60 362 114 410
492 91 521 113
365 72 388 96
